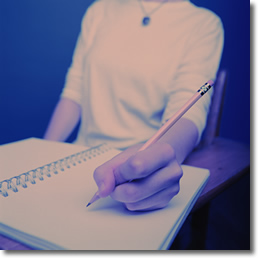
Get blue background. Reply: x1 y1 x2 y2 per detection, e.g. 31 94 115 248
0 0 250 146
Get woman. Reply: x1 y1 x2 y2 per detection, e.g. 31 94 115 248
44 0 224 211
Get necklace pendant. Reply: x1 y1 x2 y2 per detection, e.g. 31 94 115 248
142 16 150 26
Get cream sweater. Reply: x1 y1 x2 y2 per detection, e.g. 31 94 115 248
61 0 224 149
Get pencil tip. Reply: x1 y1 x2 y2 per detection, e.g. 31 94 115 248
86 191 100 208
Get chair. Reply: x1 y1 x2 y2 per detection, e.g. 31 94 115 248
199 69 228 147
169 69 227 250
174 69 228 249
0 69 250 250
171 69 250 249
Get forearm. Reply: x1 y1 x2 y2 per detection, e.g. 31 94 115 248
157 118 199 164
93 118 196 210
43 98 81 142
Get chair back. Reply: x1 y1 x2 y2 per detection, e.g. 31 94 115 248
199 70 228 147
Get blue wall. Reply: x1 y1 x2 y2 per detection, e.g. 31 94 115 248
0 0 250 145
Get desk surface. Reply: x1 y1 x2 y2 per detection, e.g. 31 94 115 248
0 137 250 250
186 137 250 211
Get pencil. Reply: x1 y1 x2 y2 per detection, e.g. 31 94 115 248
86 79 214 207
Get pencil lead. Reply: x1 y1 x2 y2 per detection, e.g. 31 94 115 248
86 191 101 208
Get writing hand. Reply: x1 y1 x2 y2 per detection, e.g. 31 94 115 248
93 142 183 211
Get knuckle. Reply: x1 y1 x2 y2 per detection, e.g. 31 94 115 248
175 166 183 179
93 165 104 181
168 184 180 198
173 184 180 195
170 165 183 179
158 202 169 209
152 199 170 210
125 203 138 211
123 185 139 202
93 164 114 186
161 143 176 161
166 168 182 186
128 156 146 177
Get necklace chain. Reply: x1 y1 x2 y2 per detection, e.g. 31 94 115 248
138 0 168 26
138 0 168 17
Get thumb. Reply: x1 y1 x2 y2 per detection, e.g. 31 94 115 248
93 166 116 198
94 165 128 198
93 144 142 198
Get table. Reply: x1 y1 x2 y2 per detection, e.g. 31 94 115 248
173 136 250 249
0 137 250 250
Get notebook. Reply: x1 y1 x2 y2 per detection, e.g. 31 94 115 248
0 138 209 250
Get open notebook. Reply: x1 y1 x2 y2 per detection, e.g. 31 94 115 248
0 138 209 250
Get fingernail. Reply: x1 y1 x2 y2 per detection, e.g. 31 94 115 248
99 183 106 194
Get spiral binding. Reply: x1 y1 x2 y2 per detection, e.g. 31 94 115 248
0 144 111 197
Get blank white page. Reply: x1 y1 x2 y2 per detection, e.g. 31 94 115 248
0 138 209 250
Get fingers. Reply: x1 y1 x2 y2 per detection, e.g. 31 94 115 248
110 162 183 210
115 143 176 183
93 142 182 211
93 144 141 197
124 186 181 211
93 165 116 198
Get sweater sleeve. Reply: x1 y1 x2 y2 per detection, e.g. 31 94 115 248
162 12 224 143
60 2 98 105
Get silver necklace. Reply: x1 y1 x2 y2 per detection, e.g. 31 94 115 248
138 0 168 26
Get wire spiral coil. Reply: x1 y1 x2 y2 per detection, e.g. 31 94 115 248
0 144 110 197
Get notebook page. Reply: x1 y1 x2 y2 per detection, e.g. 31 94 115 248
0 138 87 181
0 138 209 250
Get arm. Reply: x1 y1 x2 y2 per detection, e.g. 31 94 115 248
43 98 81 142
44 5 97 142
157 118 198 164
93 118 198 211
92 12 223 211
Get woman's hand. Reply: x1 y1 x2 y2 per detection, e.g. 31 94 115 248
93 142 183 211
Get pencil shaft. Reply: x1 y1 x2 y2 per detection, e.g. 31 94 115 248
87 80 214 207
138 92 202 151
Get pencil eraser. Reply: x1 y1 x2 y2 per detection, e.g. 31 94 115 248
207 80 214 86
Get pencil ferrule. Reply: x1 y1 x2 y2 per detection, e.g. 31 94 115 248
197 82 212 96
